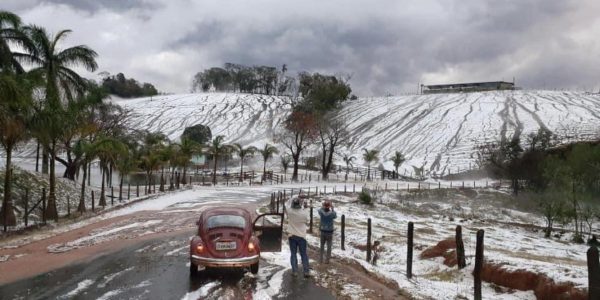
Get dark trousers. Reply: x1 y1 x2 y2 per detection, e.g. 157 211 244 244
289 235 309 274
320 231 333 263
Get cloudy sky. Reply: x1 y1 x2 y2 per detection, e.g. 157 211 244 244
4 0 600 96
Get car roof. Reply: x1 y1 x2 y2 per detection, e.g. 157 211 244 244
200 207 252 220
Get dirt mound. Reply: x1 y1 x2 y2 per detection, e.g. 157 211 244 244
420 238 455 259
481 263 587 300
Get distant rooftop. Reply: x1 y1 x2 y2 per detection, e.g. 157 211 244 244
423 81 517 94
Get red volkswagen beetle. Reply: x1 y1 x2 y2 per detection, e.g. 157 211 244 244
189 207 283 276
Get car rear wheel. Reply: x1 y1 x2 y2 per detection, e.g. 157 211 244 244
190 262 199 277
250 262 259 274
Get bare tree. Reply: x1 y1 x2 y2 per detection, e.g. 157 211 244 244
276 111 317 181
317 116 349 179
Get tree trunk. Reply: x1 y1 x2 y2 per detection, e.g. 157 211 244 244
119 176 124 201
99 167 107 207
78 162 87 212
262 160 267 182
1 147 16 227
42 146 49 174
324 144 335 179
239 159 244 182
212 155 218 185
292 153 300 181
46 142 58 221
182 167 187 185
35 142 40 172
367 165 371 181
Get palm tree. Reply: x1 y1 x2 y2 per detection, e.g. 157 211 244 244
74 139 95 212
0 10 34 73
178 138 202 184
390 151 406 179
205 136 231 185
280 156 291 174
115 150 136 201
233 143 257 182
259 144 279 182
0 73 33 228
342 154 356 181
24 25 97 178
21 25 97 218
362 149 379 181
24 26 98 106
94 137 127 207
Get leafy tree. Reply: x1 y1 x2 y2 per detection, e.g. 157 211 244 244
298 72 351 113
233 143 257 182
181 124 212 145
259 144 279 182
362 149 379 181
101 72 158 98
390 151 406 178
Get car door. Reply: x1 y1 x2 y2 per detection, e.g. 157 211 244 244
253 213 284 252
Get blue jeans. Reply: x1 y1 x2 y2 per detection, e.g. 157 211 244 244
289 236 309 274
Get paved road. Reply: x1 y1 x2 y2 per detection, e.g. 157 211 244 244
0 231 334 300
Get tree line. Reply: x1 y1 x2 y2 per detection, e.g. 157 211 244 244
477 129 600 242
101 72 158 98
191 63 295 95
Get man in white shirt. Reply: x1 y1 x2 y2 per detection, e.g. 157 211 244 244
285 197 310 277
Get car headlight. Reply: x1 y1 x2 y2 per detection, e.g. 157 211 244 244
248 242 256 252
196 244 204 253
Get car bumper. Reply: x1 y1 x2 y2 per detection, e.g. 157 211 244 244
191 255 259 267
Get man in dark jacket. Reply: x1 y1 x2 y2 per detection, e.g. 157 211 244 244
318 200 337 264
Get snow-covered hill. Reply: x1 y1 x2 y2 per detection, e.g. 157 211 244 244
115 91 600 177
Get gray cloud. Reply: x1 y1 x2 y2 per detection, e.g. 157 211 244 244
6 0 600 95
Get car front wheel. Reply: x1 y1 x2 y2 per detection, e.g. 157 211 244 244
190 262 198 277
250 262 259 274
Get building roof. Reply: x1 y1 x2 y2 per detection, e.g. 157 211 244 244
425 81 514 89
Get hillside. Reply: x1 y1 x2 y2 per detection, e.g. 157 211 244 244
115 91 600 177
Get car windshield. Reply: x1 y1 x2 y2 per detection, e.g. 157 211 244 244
206 215 246 230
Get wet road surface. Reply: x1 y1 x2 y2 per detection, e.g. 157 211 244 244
0 231 334 300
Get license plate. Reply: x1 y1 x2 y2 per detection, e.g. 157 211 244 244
216 241 237 250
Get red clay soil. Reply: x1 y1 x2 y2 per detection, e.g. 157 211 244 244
481 263 587 300
420 238 588 299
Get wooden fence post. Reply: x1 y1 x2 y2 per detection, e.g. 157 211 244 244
91 190 95 212
67 196 71 217
128 184 131 200
456 225 466 269
407 221 414 278
136 184 139 197
353 184 355 193
474 229 485 300
341 214 345 250
309 201 313 233
588 246 600 300
41 188 46 224
111 187 114 206
23 189 29 227
367 218 372 262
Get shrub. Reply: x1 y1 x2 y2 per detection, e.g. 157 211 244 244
358 189 373 205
